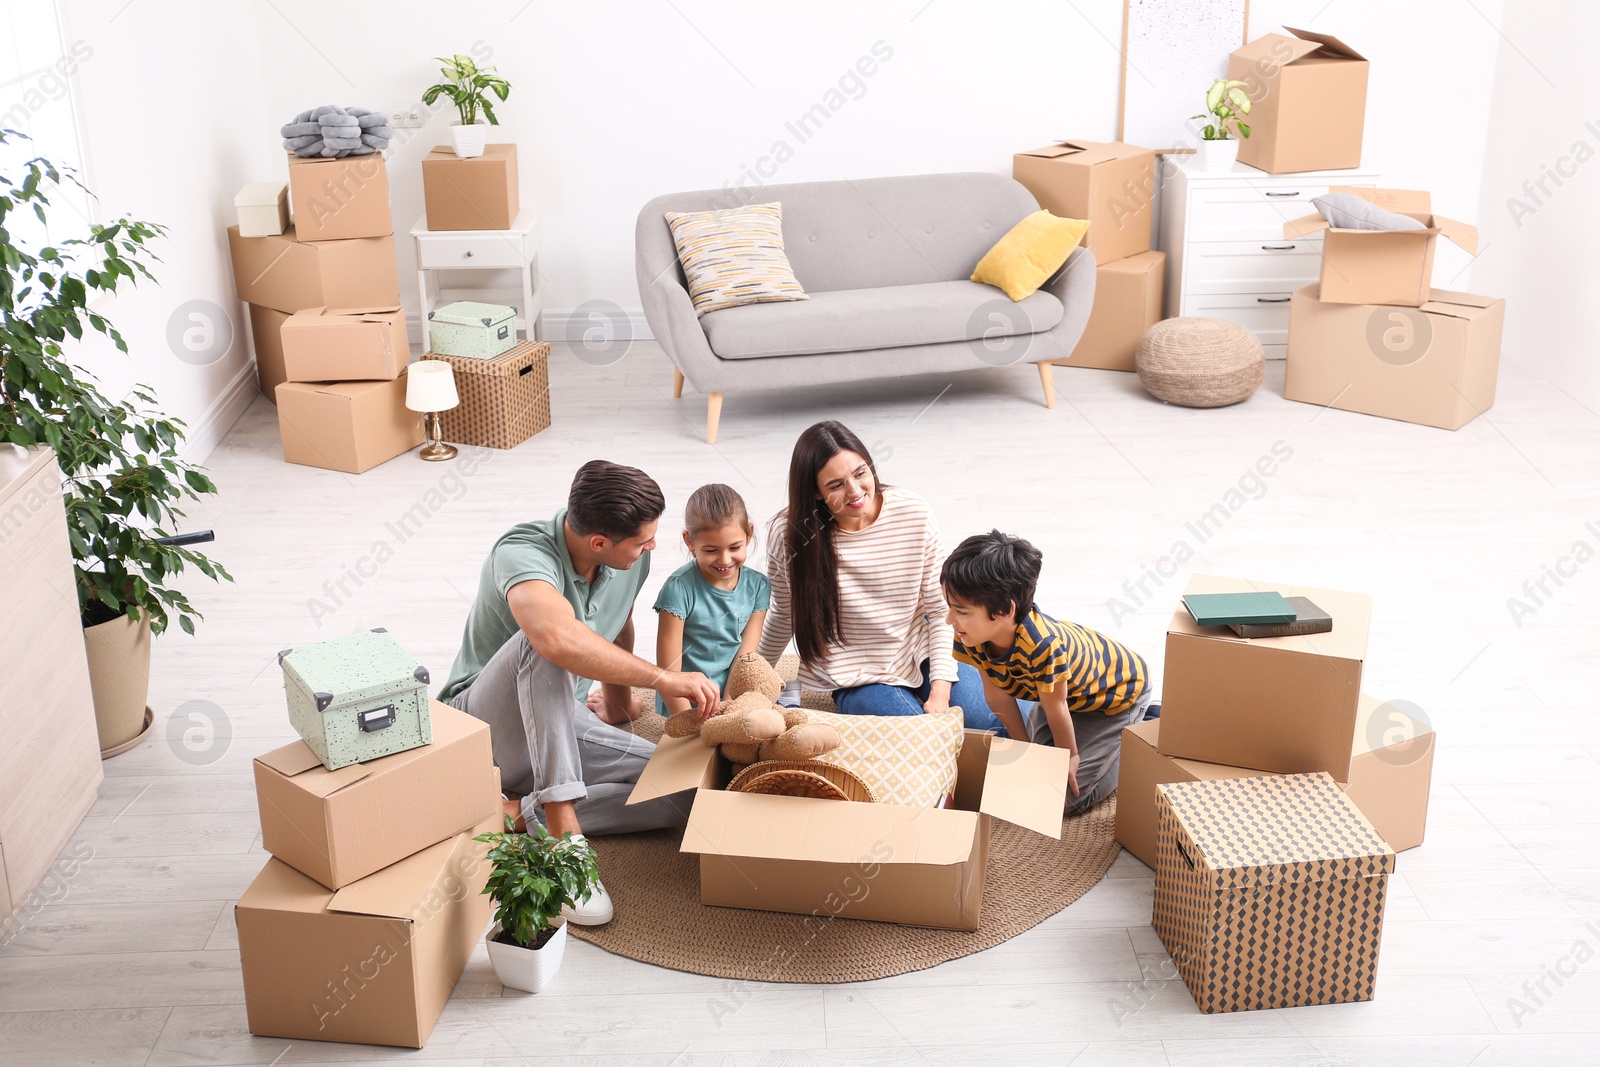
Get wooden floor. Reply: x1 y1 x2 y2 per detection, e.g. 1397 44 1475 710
3 342 1598 1065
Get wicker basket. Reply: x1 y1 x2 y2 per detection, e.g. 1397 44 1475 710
1136 317 1264 408
728 759 876 803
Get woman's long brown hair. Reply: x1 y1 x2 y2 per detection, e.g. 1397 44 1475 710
774 420 884 662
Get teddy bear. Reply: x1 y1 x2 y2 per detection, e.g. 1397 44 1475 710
663 652 839 765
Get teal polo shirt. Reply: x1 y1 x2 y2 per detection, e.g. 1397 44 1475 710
439 507 650 703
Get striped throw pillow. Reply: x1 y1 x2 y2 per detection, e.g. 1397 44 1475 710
664 202 808 315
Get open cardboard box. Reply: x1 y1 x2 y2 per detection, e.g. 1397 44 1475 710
1012 140 1157 263
1285 188 1478 308
628 729 1074 931
1228 28 1368 174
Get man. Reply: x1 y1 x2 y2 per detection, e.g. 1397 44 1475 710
439 460 720 924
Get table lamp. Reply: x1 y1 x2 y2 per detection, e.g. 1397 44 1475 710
405 361 459 461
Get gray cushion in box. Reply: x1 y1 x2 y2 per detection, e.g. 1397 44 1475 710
1313 192 1427 232
700 281 1064 361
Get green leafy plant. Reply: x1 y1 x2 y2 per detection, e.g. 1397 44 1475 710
421 54 511 126
475 817 600 949
1192 78 1253 141
0 129 232 636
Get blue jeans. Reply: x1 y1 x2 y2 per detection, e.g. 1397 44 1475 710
833 660 1006 735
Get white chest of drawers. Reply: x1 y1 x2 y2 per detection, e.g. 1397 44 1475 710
1158 159 1379 359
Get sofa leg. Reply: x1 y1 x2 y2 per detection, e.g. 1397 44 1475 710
706 392 724 444
1037 362 1057 409
673 367 685 398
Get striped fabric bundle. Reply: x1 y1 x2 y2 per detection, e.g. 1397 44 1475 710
664 202 809 315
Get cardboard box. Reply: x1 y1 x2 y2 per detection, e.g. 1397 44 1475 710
281 306 410 383
253 701 497 889
1152 774 1394 1013
1012 141 1157 263
1053 250 1164 371
422 341 551 450
422 144 520 230
1285 285 1504 430
286 152 393 242
236 814 496 1048
1285 188 1479 308
628 730 1074 931
1228 28 1368 174
1158 573 1370 781
235 182 288 238
227 225 400 315
275 373 424 474
1116 707 1434 868
247 305 290 403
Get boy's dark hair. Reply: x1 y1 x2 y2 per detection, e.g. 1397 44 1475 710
566 460 666 542
684 483 752 538
941 529 1042 621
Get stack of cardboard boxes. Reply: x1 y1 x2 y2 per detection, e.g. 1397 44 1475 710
227 153 424 472
1116 573 1435 1011
1012 140 1165 372
236 701 501 1048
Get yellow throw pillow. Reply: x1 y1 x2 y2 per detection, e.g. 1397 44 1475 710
971 210 1090 301
802 707 966 808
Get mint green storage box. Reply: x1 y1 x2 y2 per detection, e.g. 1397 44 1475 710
427 301 518 359
278 628 432 770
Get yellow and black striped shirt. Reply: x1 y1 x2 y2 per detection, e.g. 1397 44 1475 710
954 606 1148 715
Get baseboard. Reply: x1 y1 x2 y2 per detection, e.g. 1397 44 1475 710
405 308 654 347
181 359 259 464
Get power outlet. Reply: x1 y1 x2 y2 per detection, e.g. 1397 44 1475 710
391 106 428 129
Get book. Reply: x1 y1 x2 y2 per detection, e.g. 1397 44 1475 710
1182 590 1296 627
1228 596 1333 638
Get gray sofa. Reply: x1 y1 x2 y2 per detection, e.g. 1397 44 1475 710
636 173 1096 442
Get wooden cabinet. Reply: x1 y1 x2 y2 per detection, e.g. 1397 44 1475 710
1158 158 1379 359
0 445 103 936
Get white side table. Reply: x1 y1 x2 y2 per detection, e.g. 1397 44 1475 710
411 212 542 343
1158 159 1379 359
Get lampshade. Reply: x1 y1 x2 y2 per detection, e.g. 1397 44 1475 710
405 361 459 412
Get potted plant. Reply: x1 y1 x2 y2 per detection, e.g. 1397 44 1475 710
422 54 511 159
475 818 600 993
1190 78 1253 172
0 131 232 755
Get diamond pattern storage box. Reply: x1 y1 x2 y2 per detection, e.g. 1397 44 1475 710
279 628 433 770
1151 773 1394 1013
426 300 518 359
422 340 551 450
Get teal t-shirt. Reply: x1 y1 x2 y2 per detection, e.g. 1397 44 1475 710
652 561 771 695
439 507 650 703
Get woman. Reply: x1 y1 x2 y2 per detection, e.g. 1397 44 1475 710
758 420 1002 731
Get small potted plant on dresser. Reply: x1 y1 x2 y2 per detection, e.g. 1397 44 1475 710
1191 78 1252 172
422 53 511 159
476 818 600 993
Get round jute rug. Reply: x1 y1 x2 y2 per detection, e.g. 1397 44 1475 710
570 683 1120 984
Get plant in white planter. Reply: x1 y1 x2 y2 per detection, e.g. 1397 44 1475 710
475 817 600 994
1190 78 1253 172
422 54 511 159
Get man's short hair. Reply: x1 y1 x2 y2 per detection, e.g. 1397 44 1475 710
566 460 666 542
940 529 1043 621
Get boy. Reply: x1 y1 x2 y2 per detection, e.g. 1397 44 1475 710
941 529 1157 815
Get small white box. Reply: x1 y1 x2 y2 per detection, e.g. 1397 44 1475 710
234 182 289 238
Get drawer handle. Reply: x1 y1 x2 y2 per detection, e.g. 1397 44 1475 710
1260 243 1297 251
1264 191 1301 197
1257 296 1291 303
464 250 474 258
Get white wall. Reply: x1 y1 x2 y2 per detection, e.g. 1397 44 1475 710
1470 0 1600 413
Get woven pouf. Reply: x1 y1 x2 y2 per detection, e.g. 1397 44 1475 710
1137 317 1264 408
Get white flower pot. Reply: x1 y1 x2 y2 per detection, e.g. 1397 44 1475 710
485 919 567 993
1195 138 1240 173
450 122 489 159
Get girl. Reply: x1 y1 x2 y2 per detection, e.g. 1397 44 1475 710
654 483 771 717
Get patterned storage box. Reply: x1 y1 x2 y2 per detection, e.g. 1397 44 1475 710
1150 773 1394 1014
426 301 518 359
423 340 551 450
278 628 433 770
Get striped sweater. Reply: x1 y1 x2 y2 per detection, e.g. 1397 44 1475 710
759 486 957 692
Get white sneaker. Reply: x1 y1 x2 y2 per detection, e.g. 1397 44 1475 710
558 834 614 926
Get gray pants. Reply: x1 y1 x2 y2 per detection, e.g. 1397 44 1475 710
1026 689 1151 816
447 630 693 835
